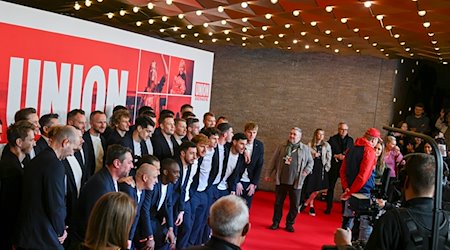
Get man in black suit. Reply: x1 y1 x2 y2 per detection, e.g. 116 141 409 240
174 118 188 145
16 125 81 249
120 116 154 163
0 121 35 249
152 114 178 161
236 122 264 208
83 110 107 176
185 195 250 250
119 163 159 249
35 113 59 156
199 112 216 134
71 144 134 246
139 158 180 250
186 118 200 141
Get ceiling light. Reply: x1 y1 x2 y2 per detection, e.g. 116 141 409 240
380 48 384 51
260 34 264 39
385 53 389 57
432 40 437 44
74 2 81 10
224 30 230 35
242 43 246 46
187 24 193 29
325 30 331 34
348 43 353 47
119 9 126 16
274 41 279 45
212 38 218 43
385 25 392 30
325 44 330 48
376 15 383 20
405 47 411 51
293 39 298 44
293 10 300 16
337 37 343 41
364 36 370 40
418 10 426 16
199 40 203 43
356 49 360 53
241 2 248 8
301 31 307 36
106 12 114 19
353 28 359 32
242 37 247 40
341 18 348 23
159 29 165 32
226 37 231 41
410 53 414 57
98 0 103 2
194 33 199 37
178 14 184 19
147 3 154 9
136 21 142 26
310 21 317 26
285 24 291 28
278 34 284 38
162 16 168 22
218 6 224 12
181 34 186 38
372 42 377 46
166 0 172 5
423 22 431 28
203 23 208 28
208 32 213 36
428 32 434 36
265 14 272 19
221 20 227 25
287 46 291 50
148 19 155 24
305 45 310 49
394 34 400 38
242 27 248 32
196 10 202 16
334 49 339 53
364 1 372 8
85 0 92 7
242 17 248 22
325 6 333 13
314 38 319 43
435 47 440 51
262 26 268 31
443 62 448 65
271 0 278 3
400 41 405 45
133 6 139 13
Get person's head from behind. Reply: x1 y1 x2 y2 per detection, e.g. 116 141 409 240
105 144 133 178
84 192 136 250
403 153 435 200
208 195 250 246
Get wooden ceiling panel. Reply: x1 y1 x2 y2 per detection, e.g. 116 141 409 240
5 0 450 62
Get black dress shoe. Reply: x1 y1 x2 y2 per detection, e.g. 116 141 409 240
269 223 279 230
285 225 295 232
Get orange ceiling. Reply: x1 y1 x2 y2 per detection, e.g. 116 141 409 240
6 0 450 63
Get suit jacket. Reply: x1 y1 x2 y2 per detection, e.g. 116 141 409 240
151 132 179 161
222 145 245 192
82 131 107 176
120 133 149 162
72 167 116 241
62 151 89 227
119 179 146 241
34 136 49 157
328 134 354 169
17 147 66 249
185 236 241 250
0 148 24 248
139 178 174 238
172 157 191 213
238 139 264 185
106 129 126 148
190 148 220 192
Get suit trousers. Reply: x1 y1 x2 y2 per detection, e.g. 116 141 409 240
272 184 301 227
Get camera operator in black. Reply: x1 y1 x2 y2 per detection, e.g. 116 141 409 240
334 153 450 250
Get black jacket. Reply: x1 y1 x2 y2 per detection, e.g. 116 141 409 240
238 139 264 185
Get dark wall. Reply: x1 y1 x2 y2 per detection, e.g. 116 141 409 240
203 46 397 190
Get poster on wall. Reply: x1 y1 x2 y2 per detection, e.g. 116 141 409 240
0 2 214 143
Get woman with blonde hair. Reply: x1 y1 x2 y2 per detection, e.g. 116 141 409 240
300 128 332 216
384 136 404 178
83 192 136 250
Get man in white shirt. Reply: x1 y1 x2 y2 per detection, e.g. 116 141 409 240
83 111 107 176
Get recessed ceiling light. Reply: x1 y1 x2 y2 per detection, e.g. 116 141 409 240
385 53 389 57
148 19 155 24
364 36 370 40
348 43 352 47
241 2 248 8
385 25 392 30
410 53 414 57
380 48 384 51
435 47 440 51
278 34 284 38
136 21 142 26
337 37 343 41
147 3 154 9
443 61 448 65
262 26 268 31
428 32 434 36
119 9 126 16
242 27 248 32
314 38 319 43
226 37 231 41
376 15 383 20
334 49 339 53
218 6 224 13
178 14 184 19
242 43 246 46
293 10 300 16
285 24 291 28
133 6 139 13
423 22 431 28
293 39 298 44
356 49 360 53
221 20 227 25
325 44 330 48
166 0 172 5
325 30 331 34
203 23 208 28
271 0 278 4
173 27 179 31
85 0 92 7
432 40 437 44
199 39 203 43
364 1 372 8
394 34 400 38
194 33 199 37
274 41 279 44
341 18 348 24
260 34 264 39
242 17 248 22
372 42 377 46
418 10 426 16
180 34 186 38
405 47 411 51
301 31 307 36
400 41 406 45
224 30 230 35
310 21 317 26
159 28 165 32
187 24 193 29
242 37 247 40
74 2 81 10
305 45 310 49
208 32 213 36
325 6 333 12
162 16 168 22
212 38 218 43
353 28 359 32
287 46 291 50
107 12 114 19
265 14 272 19
196 10 202 16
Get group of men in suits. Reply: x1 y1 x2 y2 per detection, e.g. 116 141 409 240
0 104 265 250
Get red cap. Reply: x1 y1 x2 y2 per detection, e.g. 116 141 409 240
365 128 382 141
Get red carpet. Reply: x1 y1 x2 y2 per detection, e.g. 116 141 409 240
241 191 341 250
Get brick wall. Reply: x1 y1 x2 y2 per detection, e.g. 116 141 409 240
203 45 397 190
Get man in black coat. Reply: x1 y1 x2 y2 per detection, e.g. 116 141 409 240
152 114 178 161
35 113 60 156
0 121 35 249
185 195 250 250
16 125 81 249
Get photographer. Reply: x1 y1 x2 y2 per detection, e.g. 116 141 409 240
335 153 450 249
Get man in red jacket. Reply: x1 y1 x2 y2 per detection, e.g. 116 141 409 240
340 128 381 242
